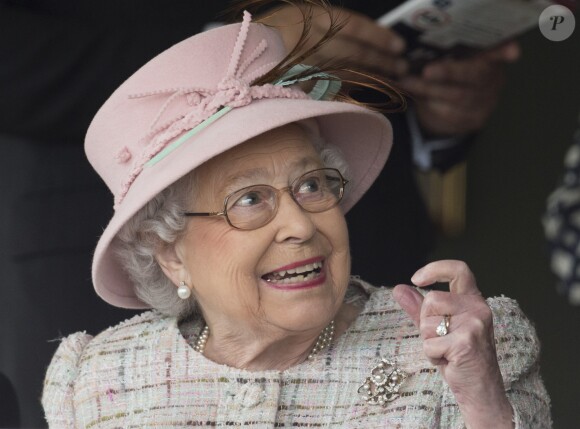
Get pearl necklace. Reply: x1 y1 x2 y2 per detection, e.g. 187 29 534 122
194 320 335 360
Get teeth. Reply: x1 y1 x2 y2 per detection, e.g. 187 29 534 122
265 261 324 283
275 271 318 285
276 272 317 285
296 264 314 274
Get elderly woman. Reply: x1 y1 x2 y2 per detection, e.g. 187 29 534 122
42 4 550 428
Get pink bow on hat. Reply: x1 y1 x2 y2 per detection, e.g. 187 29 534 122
116 11 308 208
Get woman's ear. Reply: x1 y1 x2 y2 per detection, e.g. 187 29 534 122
155 243 188 287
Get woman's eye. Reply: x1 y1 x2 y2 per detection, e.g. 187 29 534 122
233 191 263 207
298 178 321 194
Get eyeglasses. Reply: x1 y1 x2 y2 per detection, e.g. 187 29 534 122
183 168 348 230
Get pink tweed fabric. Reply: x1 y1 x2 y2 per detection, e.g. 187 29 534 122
42 280 551 428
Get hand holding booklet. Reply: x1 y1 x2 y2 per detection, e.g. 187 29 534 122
377 0 569 72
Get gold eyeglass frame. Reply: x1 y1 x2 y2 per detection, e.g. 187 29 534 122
182 167 348 230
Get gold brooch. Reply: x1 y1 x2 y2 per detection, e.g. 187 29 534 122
358 358 409 405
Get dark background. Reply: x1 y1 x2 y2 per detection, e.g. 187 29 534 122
431 26 580 428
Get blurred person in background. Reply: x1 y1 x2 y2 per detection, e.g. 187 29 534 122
544 111 580 305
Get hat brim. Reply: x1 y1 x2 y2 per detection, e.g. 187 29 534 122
93 97 392 308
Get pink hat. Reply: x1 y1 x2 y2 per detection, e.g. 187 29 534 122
86 12 392 308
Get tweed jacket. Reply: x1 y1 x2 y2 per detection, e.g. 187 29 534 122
43 279 551 428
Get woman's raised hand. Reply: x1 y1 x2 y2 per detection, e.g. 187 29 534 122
393 260 514 429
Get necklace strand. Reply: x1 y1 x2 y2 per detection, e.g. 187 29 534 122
194 320 335 359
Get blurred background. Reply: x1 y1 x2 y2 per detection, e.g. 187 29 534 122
0 0 578 427
431 26 580 428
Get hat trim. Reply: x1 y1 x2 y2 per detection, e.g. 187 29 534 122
145 105 233 168
144 64 341 169
114 10 342 209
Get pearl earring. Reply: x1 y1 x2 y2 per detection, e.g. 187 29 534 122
177 281 191 300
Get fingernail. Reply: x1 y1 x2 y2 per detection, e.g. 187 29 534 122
411 269 425 284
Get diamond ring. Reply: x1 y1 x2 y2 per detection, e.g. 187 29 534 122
436 315 450 337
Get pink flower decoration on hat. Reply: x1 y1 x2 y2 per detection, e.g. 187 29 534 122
114 147 132 164
115 11 307 208
215 77 253 108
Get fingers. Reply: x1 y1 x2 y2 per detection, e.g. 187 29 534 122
419 291 475 319
419 301 493 369
421 312 454 339
268 5 408 76
416 43 518 88
412 260 480 295
399 260 503 414
398 51 506 135
303 8 408 76
392 284 424 328
319 34 408 76
416 99 492 135
421 312 492 354
481 41 521 63
316 11 408 76
401 74 503 135
421 56 502 86
422 336 450 366
419 41 516 86
400 71 504 135
399 77 493 106
340 10 406 55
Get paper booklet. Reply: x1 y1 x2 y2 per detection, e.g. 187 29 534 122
377 0 567 72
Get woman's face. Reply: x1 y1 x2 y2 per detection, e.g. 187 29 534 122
170 124 351 335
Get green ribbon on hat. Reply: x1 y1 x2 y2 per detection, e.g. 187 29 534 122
273 64 341 101
145 65 341 168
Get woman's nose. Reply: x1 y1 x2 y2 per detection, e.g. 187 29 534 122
272 191 317 243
